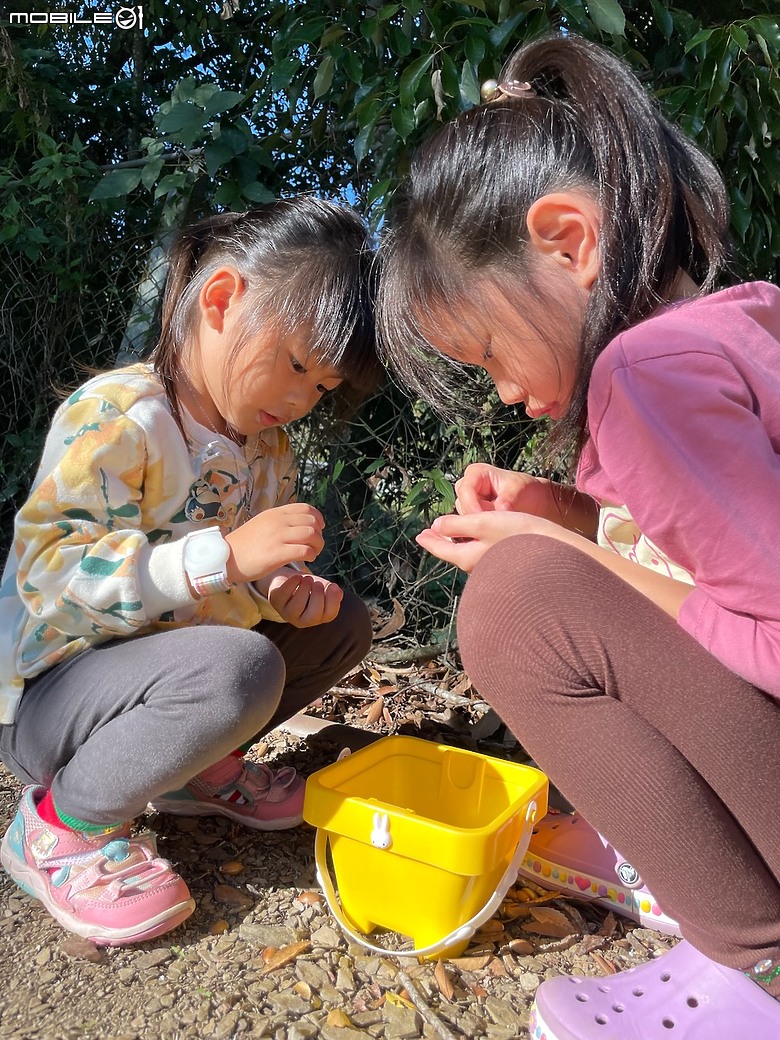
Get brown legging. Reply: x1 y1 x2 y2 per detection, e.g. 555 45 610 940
457 534 780 989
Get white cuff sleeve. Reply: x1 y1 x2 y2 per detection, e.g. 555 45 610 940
137 539 197 617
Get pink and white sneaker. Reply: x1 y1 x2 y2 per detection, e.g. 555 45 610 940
1 786 195 946
518 810 680 936
148 754 305 830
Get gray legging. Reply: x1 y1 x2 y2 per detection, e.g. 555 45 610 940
457 534 780 989
1 590 372 827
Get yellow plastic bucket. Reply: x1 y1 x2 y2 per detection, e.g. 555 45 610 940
304 735 548 959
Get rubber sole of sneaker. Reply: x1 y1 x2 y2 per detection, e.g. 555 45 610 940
0 833 196 946
518 847 680 936
147 798 304 831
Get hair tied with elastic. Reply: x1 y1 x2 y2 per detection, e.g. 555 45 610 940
480 78 536 103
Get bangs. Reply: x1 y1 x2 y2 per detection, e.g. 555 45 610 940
233 246 381 407
376 226 485 418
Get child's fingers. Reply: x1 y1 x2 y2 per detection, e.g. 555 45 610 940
415 528 483 572
430 512 482 539
320 581 344 624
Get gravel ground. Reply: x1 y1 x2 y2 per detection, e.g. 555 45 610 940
0 656 676 1040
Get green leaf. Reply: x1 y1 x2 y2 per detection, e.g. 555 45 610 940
728 25 749 51
365 177 391 207
377 4 401 23
89 168 142 201
399 53 433 108
489 10 526 51
320 24 346 48
465 34 486 68
154 171 188 200
459 60 481 107
242 182 275 203
685 28 714 53
586 0 626 36
202 89 244 118
204 138 236 177
140 157 164 191
649 0 673 40
391 104 415 141
155 101 205 143
313 53 335 98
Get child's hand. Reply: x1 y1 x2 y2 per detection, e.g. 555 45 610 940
454 463 555 516
225 503 325 584
417 511 562 572
265 569 343 627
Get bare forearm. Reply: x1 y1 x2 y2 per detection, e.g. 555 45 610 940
556 527 693 619
545 481 599 538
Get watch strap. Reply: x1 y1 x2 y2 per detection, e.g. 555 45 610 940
190 570 232 597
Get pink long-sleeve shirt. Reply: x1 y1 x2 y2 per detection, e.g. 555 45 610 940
577 281 780 698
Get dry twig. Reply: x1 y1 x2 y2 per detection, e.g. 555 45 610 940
397 970 461 1040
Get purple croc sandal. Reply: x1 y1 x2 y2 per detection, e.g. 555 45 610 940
519 811 680 936
529 940 780 1040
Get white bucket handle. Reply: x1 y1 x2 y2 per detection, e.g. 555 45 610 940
314 799 538 959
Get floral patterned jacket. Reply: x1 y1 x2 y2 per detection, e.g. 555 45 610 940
0 364 297 724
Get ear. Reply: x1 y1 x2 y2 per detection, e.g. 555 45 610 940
199 266 245 333
525 192 600 291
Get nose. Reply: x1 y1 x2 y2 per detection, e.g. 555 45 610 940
285 383 320 417
495 379 526 407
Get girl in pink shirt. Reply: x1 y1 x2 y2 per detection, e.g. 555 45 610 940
378 32 780 1040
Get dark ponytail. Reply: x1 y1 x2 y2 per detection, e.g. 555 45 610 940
377 33 730 466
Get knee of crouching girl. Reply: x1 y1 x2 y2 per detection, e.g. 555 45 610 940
457 533 569 679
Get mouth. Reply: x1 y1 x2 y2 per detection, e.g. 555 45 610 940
258 410 284 427
525 403 560 420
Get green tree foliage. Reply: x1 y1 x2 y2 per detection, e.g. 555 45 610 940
1 1 778 628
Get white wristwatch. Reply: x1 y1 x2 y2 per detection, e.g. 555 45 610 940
183 527 231 597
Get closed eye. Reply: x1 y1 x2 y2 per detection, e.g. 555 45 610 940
481 341 493 361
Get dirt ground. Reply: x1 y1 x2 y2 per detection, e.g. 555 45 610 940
0 652 675 1040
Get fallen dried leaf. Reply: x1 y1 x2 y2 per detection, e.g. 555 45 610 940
450 954 492 971
386 991 416 1011
487 957 509 978
499 903 532 923
374 598 406 640
598 911 618 937
502 937 536 955
365 696 385 725
326 1008 353 1028
259 940 311 975
60 936 107 963
434 960 455 1001
213 883 254 908
521 906 575 939
591 951 619 974
474 918 505 940
552 898 588 933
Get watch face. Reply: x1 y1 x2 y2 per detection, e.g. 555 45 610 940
186 530 230 570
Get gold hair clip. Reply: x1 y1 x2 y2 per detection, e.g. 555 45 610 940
480 78 536 103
